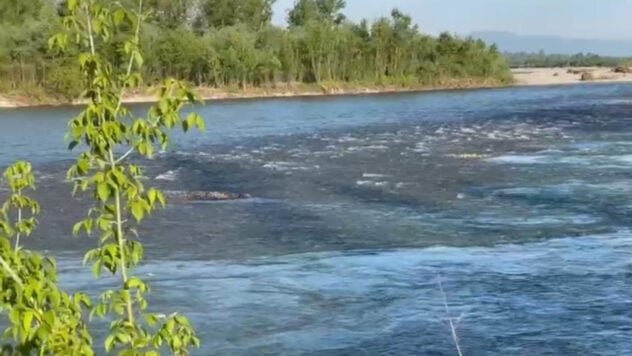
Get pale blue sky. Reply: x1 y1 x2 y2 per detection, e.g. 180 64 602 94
272 0 632 39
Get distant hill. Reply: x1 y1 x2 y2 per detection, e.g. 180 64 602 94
471 31 632 57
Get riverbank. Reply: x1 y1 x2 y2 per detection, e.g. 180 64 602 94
511 67 632 86
6 70 632 108
0 79 509 109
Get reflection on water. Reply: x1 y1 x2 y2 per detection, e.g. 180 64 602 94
3 83 632 354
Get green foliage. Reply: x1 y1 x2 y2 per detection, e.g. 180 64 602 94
0 161 94 355
1 0 203 355
144 0 192 29
0 0 63 93
198 0 275 30
1 0 511 100
45 58 83 101
505 51 632 68
141 8 510 88
0 0 50 24
288 0 346 27
51 0 202 354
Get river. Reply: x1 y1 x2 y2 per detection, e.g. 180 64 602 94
1 84 631 355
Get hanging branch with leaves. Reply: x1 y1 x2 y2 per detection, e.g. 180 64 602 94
0 161 94 355
50 0 204 354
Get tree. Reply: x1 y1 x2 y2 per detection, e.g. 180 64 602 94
198 0 275 30
288 0 346 27
301 20 337 82
0 1 513 99
503 51 630 68
279 29 302 82
145 0 192 28
0 0 61 89
371 17 393 80
1 0 203 354
0 162 93 354
0 0 47 24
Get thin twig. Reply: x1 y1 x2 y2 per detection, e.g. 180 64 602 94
437 276 463 356
114 0 143 115
84 5 96 56
115 147 135 165
14 193 22 253
114 0 143 165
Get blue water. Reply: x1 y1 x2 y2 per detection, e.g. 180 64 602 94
2 83 632 355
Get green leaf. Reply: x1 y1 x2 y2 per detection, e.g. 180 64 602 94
131 203 143 222
73 221 83 236
22 312 33 333
145 313 159 326
85 218 93 234
104 334 116 352
175 316 192 327
113 9 126 27
172 336 182 350
133 50 144 67
92 260 102 278
125 277 148 293
147 189 157 205
97 183 110 202
196 115 206 132
157 190 166 207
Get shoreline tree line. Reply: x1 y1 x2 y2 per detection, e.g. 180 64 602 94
505 51 632 68
0 0 512 100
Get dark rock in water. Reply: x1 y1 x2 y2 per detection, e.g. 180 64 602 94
164 190 252 202
186 191 251 201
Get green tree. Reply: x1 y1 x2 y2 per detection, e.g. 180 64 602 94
0 0 48 24
2 2 205 354
0 0 61 90
53 0 202 354
145 0 192 28
288 0 346 27
279 29 302 82
0 1 513 99
198 0 275 30
301 20 336 82
0 162 94 355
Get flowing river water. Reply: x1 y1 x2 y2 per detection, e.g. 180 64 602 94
1 84 632 355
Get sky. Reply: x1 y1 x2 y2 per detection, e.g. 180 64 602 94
272 0 632 40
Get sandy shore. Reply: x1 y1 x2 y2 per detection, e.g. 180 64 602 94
0 97 17 108
0 80 505 109
512 67 632 86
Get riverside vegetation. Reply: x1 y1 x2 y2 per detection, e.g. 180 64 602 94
0 0 512 104
0 0 203 354
505 51 632 68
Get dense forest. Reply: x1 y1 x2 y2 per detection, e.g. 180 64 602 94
0 0 512 100
505 51 632 68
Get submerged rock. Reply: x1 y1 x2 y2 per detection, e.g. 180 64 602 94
164 190 252 203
